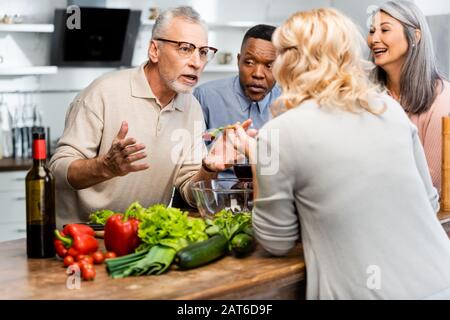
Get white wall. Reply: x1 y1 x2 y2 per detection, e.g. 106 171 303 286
415 0 450 15
331 0 450 29
331 0 387 33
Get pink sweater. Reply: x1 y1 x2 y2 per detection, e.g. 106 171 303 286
409 81 450 194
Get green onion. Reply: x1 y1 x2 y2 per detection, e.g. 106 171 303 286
105 245 176 278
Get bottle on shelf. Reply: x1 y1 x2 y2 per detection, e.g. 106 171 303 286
12 104 23 159
0 101 12 158
22 102 34 159
0 100 13 158
25 127 56 258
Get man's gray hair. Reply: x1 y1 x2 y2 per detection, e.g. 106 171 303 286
370 0 443 114
151 6 207 40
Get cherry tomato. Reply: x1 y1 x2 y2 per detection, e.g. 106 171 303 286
63 255 75 267
92 251 105 264
75 254 87 261
81 264 96 281
81 256 94 265
104 252 117 259
81 262 94 271
78 258 93 269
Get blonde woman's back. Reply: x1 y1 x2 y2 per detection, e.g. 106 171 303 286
253 94 450 299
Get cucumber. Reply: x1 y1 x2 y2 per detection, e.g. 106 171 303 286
175 234 229 269
230 233 255 256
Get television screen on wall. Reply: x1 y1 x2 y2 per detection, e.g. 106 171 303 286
50 7 141 67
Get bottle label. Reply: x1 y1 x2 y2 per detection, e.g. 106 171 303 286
33 139 46 160
26 180 47 223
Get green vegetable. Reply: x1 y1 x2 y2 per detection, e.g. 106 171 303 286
205 224 220 236
89 209 115 225
137 204 208 251
104 204 255 277
107 245 176 278
230 233 255 256
106 203 210 278
124 201 147 219
175 234 229 269
105 248 150 276
242 224 253 237
88 201 143 225
211 210 252 249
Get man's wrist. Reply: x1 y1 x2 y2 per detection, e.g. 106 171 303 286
97 156 114 179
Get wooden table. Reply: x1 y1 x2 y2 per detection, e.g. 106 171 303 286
0 239 305 300
0 158 32 172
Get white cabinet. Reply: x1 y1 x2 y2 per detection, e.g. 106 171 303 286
0 24 54 33
0 66 57 76
0 171 27 242
0 23 58 76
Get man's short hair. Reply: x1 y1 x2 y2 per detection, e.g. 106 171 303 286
241 24 276 48
152 6 206 40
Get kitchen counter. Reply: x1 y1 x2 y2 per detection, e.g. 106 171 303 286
0 158 32 172
3 221 448 300
0 239 306 300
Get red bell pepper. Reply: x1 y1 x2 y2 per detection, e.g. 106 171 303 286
53 224 99 258
63 224 95 237
104 213 141 257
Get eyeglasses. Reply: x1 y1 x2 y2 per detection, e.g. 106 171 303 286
155 38 218 63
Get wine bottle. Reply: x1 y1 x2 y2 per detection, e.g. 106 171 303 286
25 127 56 258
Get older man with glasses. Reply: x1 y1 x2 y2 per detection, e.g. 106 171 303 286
49 6 241 227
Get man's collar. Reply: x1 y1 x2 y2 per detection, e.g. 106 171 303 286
131 62 184 112
131 62 155 99
233 76 272 113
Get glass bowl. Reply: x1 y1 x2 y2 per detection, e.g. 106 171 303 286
192 178 253 219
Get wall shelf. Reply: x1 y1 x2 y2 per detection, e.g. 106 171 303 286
0 66 58 76
0 24 54 33
140 20 280 29
141 20 155 26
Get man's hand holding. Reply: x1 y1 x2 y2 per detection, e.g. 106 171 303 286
202 119 253 172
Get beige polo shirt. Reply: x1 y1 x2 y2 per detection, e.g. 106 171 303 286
49 63 207 227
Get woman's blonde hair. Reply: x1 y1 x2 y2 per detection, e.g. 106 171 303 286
272 8 385 115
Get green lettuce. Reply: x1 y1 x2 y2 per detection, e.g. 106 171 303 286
137 204 208 251
206 209 252 242
88 209 115 225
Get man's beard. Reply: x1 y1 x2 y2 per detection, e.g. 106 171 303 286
170 80 194 94
161 73 194 94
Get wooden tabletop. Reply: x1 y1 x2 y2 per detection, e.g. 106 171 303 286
2 222 449 300
0 239 305 300
0 158 32 172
